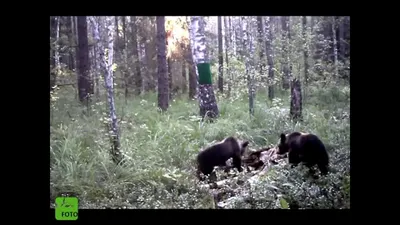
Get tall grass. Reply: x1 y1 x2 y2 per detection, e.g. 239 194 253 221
50 84 350 209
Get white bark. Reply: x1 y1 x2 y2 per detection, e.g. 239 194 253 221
242 17 255 115
187 16 199 97
89 16 121 162
89 17 102 98
190 16 207 64
331 17 339 78
189 16 219 118
74 16 79 46
54 16 60 70
231 17 236 56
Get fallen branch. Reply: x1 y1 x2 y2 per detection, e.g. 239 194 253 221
55 82 76 87
200 176 240 189
217 194 250 208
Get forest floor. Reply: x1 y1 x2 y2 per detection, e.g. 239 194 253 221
50 84 350 209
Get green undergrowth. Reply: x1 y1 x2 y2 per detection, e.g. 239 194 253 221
50 84 350 209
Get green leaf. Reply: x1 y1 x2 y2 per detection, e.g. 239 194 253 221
112 63 118 72
279 197 289 209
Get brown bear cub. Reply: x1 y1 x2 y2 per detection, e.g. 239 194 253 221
277 132 329 175
196 136 249 181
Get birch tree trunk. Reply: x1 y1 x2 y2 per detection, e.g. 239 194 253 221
338 17 346 62
243 17 255 116
55 16 60 71
265 17 274 100
302 16 309 103
331 17 339 79
302 16 309 87
50 16 60 91
186 17 198 100
224 16 231 97
93 33 100 100
235 17 243 58
230 17 236 57
89 16 123 164
256 16 266 84
281 16 290 90
190 16 219 120
217 16 223 93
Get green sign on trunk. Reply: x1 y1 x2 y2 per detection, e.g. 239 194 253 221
197 63 213 85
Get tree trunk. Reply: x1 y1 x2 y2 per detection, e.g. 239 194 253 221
168 58 173 99
323 18 334 63
50 16 60 91
310 16 315 33
338 18 345 62
187 45 197 100
130 16 142 95
287 18 293 79
243 17 254 116
230 17 236 57
185 16 198 100
182 61 187 93
302 16 309 102
54 16 60 71
290 78 302 122
312 17 324 76
149 17 158 92
331 17 339 79
72 16 79 100
114 16 119 61
265 17 274 100
73 16 78 46
89 16 123 164
224 16 231 97
256 16 266 84
281 16 290 89
142 17 157 92
92 26 100 100
190 16 219 120
76 16 92 104
121 16 129 101
156 16 169 111
217 16 224 93
302 16 309 85
235 17 243 58
66 17 75 71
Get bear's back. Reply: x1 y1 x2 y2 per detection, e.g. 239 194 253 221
197 141 235 166
295 133 329 165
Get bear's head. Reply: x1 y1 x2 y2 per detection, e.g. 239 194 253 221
277 133 289 154
238 140 250 155
276 133 302 166
276 132 305 155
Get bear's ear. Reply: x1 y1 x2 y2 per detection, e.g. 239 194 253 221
280 133 286 143
241 141 249 148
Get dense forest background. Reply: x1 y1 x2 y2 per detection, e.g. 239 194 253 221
50 16 350 209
